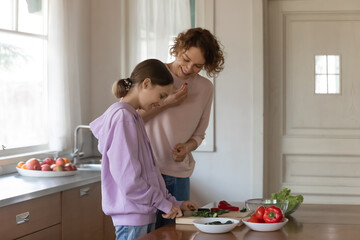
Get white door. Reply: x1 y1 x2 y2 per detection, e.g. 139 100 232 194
265 0 360 204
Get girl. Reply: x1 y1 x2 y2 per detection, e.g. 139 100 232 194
90 59 197 240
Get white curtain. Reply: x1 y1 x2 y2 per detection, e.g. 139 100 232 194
124 0 191 72
48 0 82 153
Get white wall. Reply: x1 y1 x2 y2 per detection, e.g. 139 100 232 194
89 0 263 206
90 0 124 120
191 0 258 206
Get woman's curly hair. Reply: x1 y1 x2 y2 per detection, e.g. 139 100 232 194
170 28 225 78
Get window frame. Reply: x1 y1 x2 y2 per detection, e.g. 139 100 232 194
314 54 341 95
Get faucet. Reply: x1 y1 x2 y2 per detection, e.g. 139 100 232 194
72 125 91 165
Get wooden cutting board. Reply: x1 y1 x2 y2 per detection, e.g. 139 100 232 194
175 210 251 225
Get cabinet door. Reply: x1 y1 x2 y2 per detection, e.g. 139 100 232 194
17 224 61 240
62 182 103 240
103 214 115 240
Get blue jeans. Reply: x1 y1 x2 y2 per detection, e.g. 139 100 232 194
115 224 155 240
155 174 190 229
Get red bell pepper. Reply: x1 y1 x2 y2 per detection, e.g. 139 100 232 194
263 206 283 223
255 206 266 221
218 200 239 211
247 215 264 223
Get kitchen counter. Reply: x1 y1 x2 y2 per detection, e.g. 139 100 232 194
0 170 101 208
137 204 360 240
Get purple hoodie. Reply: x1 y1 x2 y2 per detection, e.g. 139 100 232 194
90 102 181 226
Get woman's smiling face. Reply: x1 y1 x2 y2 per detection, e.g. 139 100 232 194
172 47 205 79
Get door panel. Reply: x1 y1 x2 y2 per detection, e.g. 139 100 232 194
266 0 360 203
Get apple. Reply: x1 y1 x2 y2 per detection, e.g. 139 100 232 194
64 163 78 171
25 158 41 170
43 157 56 165
64 163 73 171
41 164 51 171
53 165 64 171
56 158 65 166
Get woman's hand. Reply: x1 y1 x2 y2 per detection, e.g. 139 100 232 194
180 201 198 211
138 84 187 122
162 204 183 219
172 143 187 162
164 84 188 108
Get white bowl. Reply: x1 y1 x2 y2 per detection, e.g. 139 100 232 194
242 217 288 232
192 217 239 234
16 167 77 177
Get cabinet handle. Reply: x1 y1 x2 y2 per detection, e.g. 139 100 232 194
80 187 90 196
16 212 30 225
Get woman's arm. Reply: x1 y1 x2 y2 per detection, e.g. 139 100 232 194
139 83 188 122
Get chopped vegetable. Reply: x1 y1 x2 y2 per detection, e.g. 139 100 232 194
205 220 233 225
271 188 304 214
263 206 283 223
192 209 229 218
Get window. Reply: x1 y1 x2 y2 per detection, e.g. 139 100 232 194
0 0 48 156
315 55 340 94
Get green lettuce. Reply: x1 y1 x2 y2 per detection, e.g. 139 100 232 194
271 188 304 215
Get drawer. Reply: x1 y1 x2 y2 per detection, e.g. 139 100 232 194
16 224 61 240
0 193 61 239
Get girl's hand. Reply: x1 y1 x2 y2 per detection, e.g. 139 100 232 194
172 143 187 162
162 204 183 219
180 201 198 211
164 84 188 108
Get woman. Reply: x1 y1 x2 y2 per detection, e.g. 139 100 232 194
139 28 224 227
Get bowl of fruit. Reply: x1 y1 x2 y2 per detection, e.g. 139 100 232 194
16 157 77 177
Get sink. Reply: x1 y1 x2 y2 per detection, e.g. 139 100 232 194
76 157 101 171
77 164 101 171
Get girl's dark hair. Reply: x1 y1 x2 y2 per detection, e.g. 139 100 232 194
170 28 225 78
112 59 173 99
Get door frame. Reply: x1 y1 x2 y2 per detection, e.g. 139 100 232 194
252 0 266 198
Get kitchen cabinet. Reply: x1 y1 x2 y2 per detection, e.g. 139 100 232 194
103 214 115 240
0 175 113 240
61 182 103 240
0 192 61 240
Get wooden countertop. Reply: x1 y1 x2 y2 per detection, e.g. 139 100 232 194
138 204 360 240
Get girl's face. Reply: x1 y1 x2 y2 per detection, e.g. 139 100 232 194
139 79 173 111
172 47 205 79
